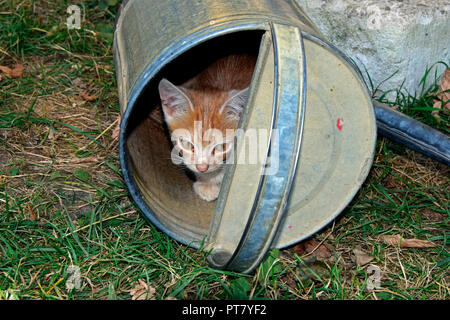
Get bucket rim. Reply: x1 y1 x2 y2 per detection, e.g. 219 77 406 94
116 21 376 251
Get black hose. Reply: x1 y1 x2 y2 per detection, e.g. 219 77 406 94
373 100 450 166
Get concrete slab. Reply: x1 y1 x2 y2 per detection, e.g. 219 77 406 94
295 0 450 97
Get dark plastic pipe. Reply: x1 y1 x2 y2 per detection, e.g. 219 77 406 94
373 100 450 166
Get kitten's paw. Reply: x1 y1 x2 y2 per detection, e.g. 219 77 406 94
193 182 220 202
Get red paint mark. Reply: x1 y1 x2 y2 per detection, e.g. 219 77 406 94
288 225 292 229
344 184 349 186
337 118 344 131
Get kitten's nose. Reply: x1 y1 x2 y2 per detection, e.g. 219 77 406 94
196 164 209 172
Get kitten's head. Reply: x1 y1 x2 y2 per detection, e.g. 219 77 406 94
158 78 249 174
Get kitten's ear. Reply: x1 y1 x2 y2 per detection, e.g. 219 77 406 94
220 87 249 122
158 79 193 123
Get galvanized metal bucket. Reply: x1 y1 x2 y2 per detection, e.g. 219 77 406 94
113 0 376 273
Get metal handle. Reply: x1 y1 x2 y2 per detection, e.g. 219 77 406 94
206 23 306 273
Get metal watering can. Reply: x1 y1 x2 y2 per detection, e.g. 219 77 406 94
113 0 377 273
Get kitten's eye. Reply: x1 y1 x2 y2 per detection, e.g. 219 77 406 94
213 143 229 154
178 137 194 153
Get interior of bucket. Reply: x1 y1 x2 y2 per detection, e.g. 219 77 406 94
124 31 265 246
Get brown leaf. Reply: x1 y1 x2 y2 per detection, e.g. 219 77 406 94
293 239 332 261
0 64 24 78
111 114 121 141
379 234 435 248
306 239 332 261
69 156 103 164
48 129 57 141
432 99 443 116
293 242 306 256
80 91 99 101
439 68 450 102
432 68 450 116
353 248 374 266
128 279 155 300
27 203 36 221
80 85 99 101
0 66 12 75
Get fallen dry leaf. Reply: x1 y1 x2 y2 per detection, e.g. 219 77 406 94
80 91 99 101
128 279 156 300
293 242 307 256
27 203 36 221
439 68 450 101
379 234 435 248
432 68 450 117
69 156 103 164
111 114 121 141
80 84 99 101
293 239 332 261
353 248 374 266
0 64 25 78
432 100 443 116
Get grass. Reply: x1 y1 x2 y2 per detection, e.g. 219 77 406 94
0 0 449 300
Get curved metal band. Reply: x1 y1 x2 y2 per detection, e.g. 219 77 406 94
225 23 306 273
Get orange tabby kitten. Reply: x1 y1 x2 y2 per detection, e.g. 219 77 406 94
158 54 256 201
